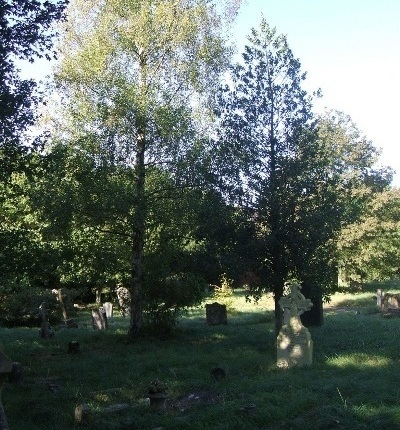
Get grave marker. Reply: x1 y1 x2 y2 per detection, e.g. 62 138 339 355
103 302 113 319
91 308 108 330
277 283 313 368
206 302 227 325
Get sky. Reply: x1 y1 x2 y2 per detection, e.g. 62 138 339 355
231 0 400 186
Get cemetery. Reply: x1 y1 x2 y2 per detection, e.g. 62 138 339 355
2 1 400 430
1 280 400 429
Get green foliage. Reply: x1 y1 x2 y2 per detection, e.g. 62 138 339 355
212 273 234 308
0 0 67 179
338 188 400 281
215 21 391 325
51 0 240 337
215 19 321 324
0 287 64 327
143 262 206 333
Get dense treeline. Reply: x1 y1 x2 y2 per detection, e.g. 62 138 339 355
1 0 399 334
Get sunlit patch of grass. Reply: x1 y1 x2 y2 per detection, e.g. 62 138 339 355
326 353 393 369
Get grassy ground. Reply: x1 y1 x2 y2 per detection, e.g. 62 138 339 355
1 280 400 429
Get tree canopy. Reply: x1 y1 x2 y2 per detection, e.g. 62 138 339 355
0 0 67 178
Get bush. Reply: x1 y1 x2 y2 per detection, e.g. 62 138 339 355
143 273 206 333
212 273 234 309
0 286 74 327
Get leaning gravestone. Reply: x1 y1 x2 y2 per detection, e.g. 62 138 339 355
206 302 227 325
0 352 13 430
277 283 313 368
91 308 108 330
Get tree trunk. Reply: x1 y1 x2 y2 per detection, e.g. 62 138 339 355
300 281 324 327
274 283 284 337
57 289 68 322
128 115 146 338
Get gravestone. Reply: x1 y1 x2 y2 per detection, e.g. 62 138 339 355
91 308 108 330
0 352 13 430
103 302 113 319
382 293 400 309
39 301 54 339
277 283 313 368
206 302 227 325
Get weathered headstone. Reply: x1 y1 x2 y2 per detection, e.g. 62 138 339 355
277 283 313 368
0 352 13 430
206 302 227 325
382 293 400 309
91 308 108 330
103 302 113 319
39 301 54 339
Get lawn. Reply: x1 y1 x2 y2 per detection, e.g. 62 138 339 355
1 281 400 429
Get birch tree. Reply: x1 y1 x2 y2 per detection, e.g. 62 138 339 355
54 0 240 337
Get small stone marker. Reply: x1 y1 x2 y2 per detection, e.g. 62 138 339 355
91 308 108 330
0 352 13 430
103 302 113 319
277 283 313 368
206 302 227 325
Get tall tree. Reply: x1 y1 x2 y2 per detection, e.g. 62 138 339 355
53 0 240 337
0 0 67 178
216 20 317 333
215 21 391 332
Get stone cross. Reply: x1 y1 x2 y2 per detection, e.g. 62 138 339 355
277 283 313 368
279 283 313 326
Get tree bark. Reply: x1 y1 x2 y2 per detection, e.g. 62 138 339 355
128 113 146 338
274 282 284 336
300 281 324 327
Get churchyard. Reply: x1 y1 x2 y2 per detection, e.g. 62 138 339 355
1 280 400 429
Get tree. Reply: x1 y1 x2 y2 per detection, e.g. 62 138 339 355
0 0 67 179
52 0 241 337
215 20 318 333
338 187 400 282
215 21 391 332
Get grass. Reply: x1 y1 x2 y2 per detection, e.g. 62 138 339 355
1 280 400 429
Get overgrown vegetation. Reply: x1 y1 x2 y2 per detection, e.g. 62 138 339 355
2 284 400 430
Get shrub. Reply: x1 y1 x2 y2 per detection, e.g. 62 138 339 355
213 273 234 309
0 286 74 327
143 273 206 333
